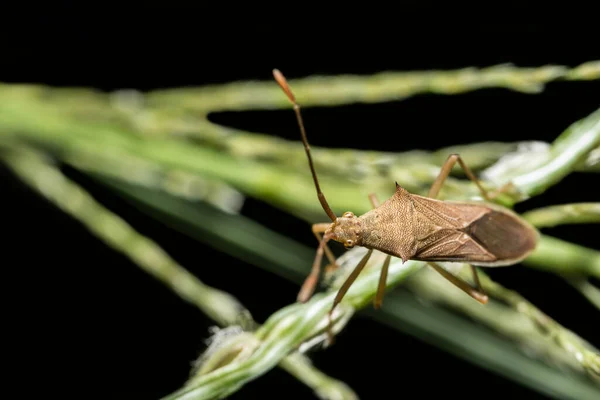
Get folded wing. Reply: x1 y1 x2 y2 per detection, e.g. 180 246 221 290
410 195 538 266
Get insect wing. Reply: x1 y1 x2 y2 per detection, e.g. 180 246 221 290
410 196 538 266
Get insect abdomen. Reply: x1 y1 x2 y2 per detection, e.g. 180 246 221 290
466 210 538 264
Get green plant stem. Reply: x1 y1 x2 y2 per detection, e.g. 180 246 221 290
2 103 598 224
0 146 358 400
1 83 599 218
431 265 600 378
565 277 600 310
368 291 600 400
175 118 525 183
146 61 600 112
368 290 600 400
522 203 600 227
510 109 600 197
2 148 244 326
326 250 600 381
523 235 600 279
481 273 600 378
278 353 358 400
162 259 424 399
62 143 246 214
521 203 600 308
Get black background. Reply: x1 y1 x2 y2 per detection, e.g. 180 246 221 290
2 9 599 399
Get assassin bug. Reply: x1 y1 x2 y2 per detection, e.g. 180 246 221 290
272 69 539 343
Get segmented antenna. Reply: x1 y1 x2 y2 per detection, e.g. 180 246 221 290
272 69 337 222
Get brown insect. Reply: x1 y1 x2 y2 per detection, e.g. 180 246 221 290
272 69 539 343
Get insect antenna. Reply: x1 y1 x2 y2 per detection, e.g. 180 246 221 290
273 69 337 222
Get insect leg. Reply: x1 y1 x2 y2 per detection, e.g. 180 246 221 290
368 193 380 208
368 193 392 309
487 182 518 200
470 265 487 297
374 254 392 309
327 248 374 344
312 223 339 271
427 262 489 304
428 153 490 200
298 233 332 303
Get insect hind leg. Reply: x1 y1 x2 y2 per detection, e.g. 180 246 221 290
428 262 489 304
368 192 392 309
470 264 487 298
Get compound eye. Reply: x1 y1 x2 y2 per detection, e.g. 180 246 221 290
343 212 355 218
345 239 354 248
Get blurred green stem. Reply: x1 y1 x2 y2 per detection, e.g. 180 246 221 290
2 146 243 326
523 203 600 227
0 146 357 400
1 102 597 223
163 258 424 399
279 353 357 400
1 85 599 218
509 109 600 197
146 61 600 112
523 235 600 279
447 265 600 377
565 277 600 310
326 250 600 380
367 290 600 400
521 202 600 309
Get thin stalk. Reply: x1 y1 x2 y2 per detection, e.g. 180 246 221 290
419 264 600 378
522 203 600 228
1 148 243 326
163 259 424 400
368 291 600 400
278 353 358 400
490 108 600 198
564 276 600 310
3 103 598 224
523 235 600 279
63 145 246 214
146 61 600 112
165 117 526 183
1 89 599 218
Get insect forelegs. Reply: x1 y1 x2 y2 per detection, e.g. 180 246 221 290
312 223 339 273
298 231 334 303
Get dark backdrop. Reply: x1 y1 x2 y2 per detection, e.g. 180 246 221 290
2 10 599 399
